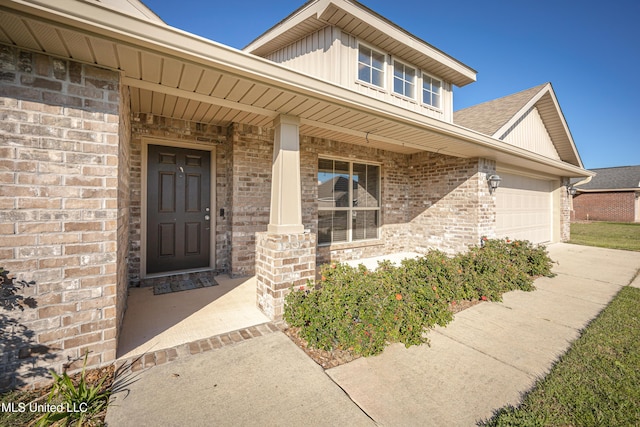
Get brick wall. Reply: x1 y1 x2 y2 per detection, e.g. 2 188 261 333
0 45 121 390
560 177 571 240
407 152 494 254
572 191 636 222
229 124 273 276
116 84 131 343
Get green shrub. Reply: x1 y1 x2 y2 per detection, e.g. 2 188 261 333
37 352 111 427
284 238 554 357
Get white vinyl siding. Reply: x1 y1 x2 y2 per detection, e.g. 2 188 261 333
499 107 561 160
264 26 453 122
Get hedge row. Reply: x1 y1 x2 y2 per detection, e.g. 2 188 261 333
284 238 555 356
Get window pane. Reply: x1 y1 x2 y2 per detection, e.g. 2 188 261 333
318 158 335 208
359 46 371 65
352 210 364 241
405 81 414 98
352 163 365 207
372 51 385 69
318 159 349 208
334 161 349 207
372 69 383 87
358 64 369 83
352 163 379 208
318 210 332 244
394 63 403 78
394 78 403 94
333 210 348 243
366 165 380 207
353 210 378 241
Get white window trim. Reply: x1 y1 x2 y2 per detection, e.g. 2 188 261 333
356 42 387 90
317 157 382 246
420 71 443 110
392 58 417 101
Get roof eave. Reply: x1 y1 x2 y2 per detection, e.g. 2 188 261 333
2 0 589 179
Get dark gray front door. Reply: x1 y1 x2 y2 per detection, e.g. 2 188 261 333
147 144 211 274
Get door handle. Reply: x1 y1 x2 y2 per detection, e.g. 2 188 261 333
204 215 210 221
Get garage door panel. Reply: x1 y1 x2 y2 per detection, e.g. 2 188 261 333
496 173 552 244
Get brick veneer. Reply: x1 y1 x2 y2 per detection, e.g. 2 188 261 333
572 191 637 222
407 152 496 254
0 45 121 390
255 232 316 320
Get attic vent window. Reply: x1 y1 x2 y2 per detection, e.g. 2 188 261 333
422 74 442 109
358 45 385 88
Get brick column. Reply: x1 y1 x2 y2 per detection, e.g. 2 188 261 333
255 232 315 320
255 115 315 320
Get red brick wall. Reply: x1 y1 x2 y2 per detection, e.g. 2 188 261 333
572 192 635 222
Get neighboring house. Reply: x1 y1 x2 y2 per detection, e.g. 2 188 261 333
571 166 640 222
0 0 591 388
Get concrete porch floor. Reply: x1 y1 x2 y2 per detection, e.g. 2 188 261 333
117 275 270 360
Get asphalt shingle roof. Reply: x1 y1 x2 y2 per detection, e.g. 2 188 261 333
453 83 548 137
573 165 640 190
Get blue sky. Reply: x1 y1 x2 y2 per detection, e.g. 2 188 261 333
143 0 639 169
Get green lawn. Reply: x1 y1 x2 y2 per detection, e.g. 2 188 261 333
570 221 640 251
481 286 640 426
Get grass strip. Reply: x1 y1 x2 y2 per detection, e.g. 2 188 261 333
570 222 640 251
482 286 640 426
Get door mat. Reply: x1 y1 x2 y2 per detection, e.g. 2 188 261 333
142 272 219 295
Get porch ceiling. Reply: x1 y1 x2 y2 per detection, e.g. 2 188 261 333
0 0 592 177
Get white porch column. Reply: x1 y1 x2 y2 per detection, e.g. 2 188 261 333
268 114 303 234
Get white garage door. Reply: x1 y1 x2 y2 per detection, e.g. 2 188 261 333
496 173 553 244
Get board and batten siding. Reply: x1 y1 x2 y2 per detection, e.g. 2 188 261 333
265 26 453 123
499 106 561 160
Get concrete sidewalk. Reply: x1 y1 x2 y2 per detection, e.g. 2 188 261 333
105 243 640 426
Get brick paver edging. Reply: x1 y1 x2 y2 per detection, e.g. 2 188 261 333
115 322 281 376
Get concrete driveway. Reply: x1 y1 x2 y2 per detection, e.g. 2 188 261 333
106 243 640 426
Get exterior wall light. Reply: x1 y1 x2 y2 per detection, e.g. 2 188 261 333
567 186 577 196
488 174 501 194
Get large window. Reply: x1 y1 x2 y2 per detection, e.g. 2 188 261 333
318 158 380 245
422 74 442 108
358 45 386 88
393 61 415 99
